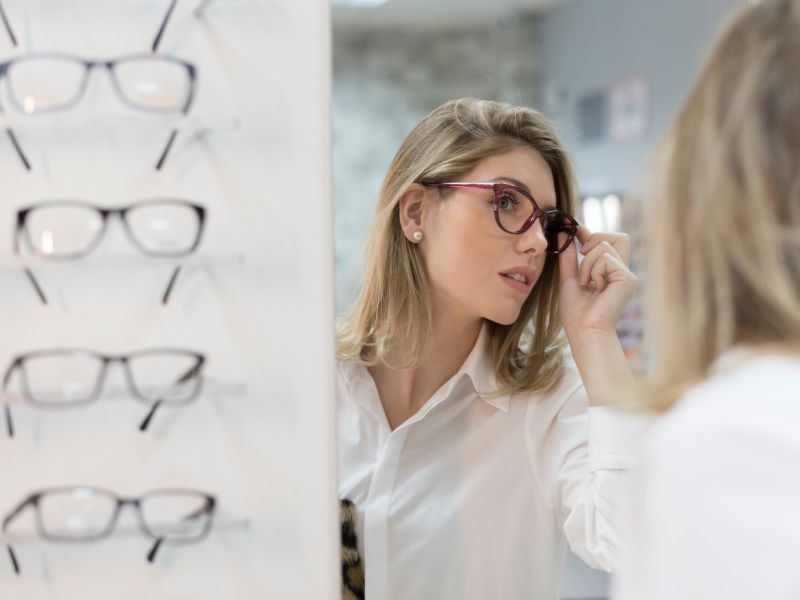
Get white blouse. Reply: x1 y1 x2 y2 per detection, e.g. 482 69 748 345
612 350 800 600
337 324 647 600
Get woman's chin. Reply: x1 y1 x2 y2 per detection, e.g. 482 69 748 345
483 306 523 326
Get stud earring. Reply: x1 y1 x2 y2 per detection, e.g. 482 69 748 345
412 230 424 242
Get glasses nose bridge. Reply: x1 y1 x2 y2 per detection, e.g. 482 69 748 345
98 208 136 247
101 355 133 384
115 497 145 529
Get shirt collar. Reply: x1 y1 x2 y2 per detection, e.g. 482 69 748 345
459 322 510 413
339 321 510 414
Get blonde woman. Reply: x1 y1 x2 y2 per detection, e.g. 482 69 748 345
613 0 800 598
337 98 643 599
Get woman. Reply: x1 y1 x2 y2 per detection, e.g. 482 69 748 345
337 98 642 599
613 0 800 598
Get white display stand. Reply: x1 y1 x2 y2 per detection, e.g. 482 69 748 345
0 1 338 598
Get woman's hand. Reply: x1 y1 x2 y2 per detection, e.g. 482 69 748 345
558 224 637 338
557 225 638 406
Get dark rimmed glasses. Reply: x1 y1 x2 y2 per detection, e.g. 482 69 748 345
14 199 206 305
3 486 215 574
2 349 206 437
424 182 579 254
0 53 197 171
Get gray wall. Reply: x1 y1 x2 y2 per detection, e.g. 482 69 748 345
535 0 744 194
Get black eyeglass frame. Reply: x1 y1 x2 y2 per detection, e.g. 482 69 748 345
13 199 206 306
2 348 206 437
2 486 216 575
0 52 197 115
0 52 197 171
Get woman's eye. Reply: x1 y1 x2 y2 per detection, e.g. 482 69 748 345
498 193 518 211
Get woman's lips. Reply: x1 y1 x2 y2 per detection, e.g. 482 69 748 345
499 273 532 293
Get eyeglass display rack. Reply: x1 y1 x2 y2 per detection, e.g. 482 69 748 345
0 1 338 598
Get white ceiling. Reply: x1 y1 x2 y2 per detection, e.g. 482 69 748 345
332 0 570 30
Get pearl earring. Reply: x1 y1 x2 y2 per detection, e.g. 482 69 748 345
412 230 424 242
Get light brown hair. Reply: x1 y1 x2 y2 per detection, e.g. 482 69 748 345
337 98 578 396
646 0 800 408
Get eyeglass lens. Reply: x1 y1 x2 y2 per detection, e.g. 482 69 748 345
5 56 192 115
21 201 202 259
19 351 202 406
35 488 211 542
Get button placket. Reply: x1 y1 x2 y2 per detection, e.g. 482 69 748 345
363 427 408 600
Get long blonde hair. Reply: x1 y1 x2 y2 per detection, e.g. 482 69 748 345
337 98 578 396
646 0 800 409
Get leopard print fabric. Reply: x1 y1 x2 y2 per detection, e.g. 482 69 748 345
340 498 365 600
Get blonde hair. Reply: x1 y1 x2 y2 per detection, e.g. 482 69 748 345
337 98 578 396
646 0 800 409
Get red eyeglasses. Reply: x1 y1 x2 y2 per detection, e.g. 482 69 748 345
424 182 579 254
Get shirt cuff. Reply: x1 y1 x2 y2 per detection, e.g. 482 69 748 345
588 406 656 471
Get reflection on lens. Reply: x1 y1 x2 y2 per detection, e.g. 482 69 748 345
6 56 86 114
125 201 202 257
39 488 117 540
22 351 103 405
113 58 191 113
24 203 104 258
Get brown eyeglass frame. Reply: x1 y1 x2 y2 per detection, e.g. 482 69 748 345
423 182 579 254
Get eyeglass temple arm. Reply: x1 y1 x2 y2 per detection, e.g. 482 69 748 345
145 504 209 563
3 496 34 575
155 129 178 171
0 2 17 47
23 268 47 305
138 360 201 431
151 0 178 52
152 0 224 51
161 265 182 305
6 129 32 171
13 220 49 305
3 360 19 438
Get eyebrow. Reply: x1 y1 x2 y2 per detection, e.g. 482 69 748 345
491 177 558 210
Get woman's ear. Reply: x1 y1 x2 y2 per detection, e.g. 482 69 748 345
398 183 429 243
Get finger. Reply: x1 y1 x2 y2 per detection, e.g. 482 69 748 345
580 232 630 264
575 223 592 246
579 241 623 286
589 252 637 294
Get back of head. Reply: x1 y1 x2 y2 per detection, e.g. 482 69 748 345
648 0 800 407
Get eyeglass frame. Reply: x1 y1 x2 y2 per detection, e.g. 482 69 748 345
0 52 197 116
13 199 206 306
2 348 206 437
423 182 579 254
2 486 216 575
0 51 197 172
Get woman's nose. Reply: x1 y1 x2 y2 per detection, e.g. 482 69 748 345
516 218 548 256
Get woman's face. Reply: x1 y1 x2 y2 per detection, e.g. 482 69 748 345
420 146 556 326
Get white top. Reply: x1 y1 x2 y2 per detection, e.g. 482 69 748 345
612 350 800 600
337 324 648 600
